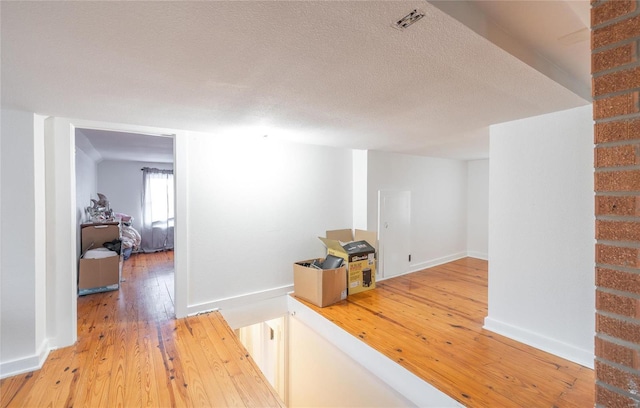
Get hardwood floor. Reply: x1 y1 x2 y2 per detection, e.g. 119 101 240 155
2 255 594 407
0 252 284 408
299 257 595 407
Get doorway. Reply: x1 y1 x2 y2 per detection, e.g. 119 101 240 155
75 127 176 282
378 190 411 279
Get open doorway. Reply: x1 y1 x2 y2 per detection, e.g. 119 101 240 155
74 127 176 309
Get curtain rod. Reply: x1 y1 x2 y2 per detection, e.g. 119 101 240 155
141 167 173 173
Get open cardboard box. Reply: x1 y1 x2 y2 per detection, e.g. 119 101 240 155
79 256 119 292
293 258 347 307
319 229 377 295
79 223 121 295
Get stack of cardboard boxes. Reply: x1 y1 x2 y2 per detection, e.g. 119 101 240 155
78 222 121 295
293 229 377 307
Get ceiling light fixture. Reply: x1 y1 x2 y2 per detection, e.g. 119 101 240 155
393 9 425 31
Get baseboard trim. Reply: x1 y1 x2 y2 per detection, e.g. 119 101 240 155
0 339 50 379
407 252 468 274
466 251 488 261
483 316 594 369
377 252 470 282
186 284 294 316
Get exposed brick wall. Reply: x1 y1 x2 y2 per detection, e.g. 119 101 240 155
593 0 640 406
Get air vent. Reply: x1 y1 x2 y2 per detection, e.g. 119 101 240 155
393 9 425 31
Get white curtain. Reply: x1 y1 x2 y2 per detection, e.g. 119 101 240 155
141 168 174 252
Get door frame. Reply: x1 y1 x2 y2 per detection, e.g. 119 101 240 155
377 190 411 279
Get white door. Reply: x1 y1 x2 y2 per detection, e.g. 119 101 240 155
378 190 411 279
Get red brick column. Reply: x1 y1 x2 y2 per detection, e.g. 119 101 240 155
592 0 640 406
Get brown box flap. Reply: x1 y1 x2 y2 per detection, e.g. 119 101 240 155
326 229 354 243
81 224 119 253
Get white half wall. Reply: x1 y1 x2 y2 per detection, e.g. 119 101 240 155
466 159 489 260
97 159 173 234
185 133 353 314
0 109 49 378
367 151 468 273
288 297 462 407
486 105 594 368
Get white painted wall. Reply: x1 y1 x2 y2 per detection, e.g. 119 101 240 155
367 151 468 272
45 117 78 351
185 133 353 313
486 105 594 368
97 159 173 234
288 297 462 407
75 148 97 225
352 149 368 230
74 145 97 260
0 109 48 378
466 159 489 260
289 317 417 407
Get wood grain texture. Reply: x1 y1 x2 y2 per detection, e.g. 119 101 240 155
297 257 595 408
0 251 284 408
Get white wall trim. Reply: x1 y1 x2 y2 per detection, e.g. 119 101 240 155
407 252 467 274
288 296 463 407
466 251 488 261
187 285 294 316
0 339 50 380
483 316 594 369
173 131 189 318
377 252 469 282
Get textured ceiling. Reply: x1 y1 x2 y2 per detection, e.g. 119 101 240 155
1 1 589 161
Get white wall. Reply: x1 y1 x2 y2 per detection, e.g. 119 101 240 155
0 109 48 378
367 151 468 271
97 160 173 234
75 148 97 225
185 133 353 313
288 297 461 407
466 159 489 260
352 149 368 230
74 145 97 260
289 317 417 407
486 105 594 368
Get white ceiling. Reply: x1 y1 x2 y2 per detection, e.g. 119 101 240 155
1 1 590 162
76 128 174 163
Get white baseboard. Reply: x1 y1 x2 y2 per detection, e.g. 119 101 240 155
186 284 294 317
407 252 467 274
466 251 488 261
483 316 594 369
0 338 50 379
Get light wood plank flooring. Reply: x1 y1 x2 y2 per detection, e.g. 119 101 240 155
298 257 595 407
0 252 284 408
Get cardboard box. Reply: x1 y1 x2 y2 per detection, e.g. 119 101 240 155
78 255 120 291
81 223 120 253
326 229 378 251
319 229 377 295
79 223 121 295
293 259 347 307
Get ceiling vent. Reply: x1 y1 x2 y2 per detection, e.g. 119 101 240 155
393 9 425 30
